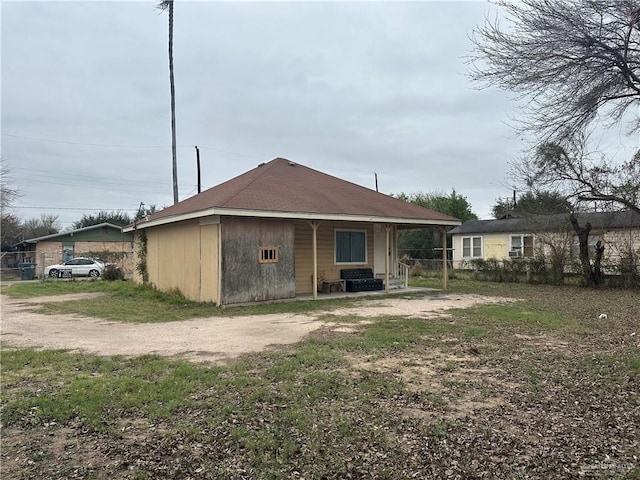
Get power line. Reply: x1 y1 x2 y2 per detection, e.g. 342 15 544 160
2 133 179 149
13 166 172 187
2 133 263 159
11 206 140 211
14 176 174 195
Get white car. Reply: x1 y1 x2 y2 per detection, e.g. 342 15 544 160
45 258 105 278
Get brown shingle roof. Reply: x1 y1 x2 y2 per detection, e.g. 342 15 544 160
137 158 460 227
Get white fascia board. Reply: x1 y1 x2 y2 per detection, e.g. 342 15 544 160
123 207 461 232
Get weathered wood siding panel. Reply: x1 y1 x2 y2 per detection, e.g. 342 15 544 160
221 218 295 305
294 221 374 294
146 220 202 301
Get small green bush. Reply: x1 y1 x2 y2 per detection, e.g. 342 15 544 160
102 264 124 281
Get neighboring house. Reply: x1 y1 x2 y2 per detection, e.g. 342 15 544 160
123 158 461 305
19 223 135 277
449 210 640 269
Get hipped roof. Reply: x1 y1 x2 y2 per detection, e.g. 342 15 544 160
128 158 461 230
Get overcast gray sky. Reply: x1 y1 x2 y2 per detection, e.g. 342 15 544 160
2 1 635 229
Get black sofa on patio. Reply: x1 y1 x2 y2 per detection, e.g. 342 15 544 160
340 268 384 292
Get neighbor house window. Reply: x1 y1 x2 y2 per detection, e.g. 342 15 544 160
510 235 534 257
335 229 367 264
258 246 279 263
462 236 482 258
572 235 601 257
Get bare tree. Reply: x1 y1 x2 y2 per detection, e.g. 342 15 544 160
1 158 20 213
22 214 61 240
518 136 640 215
570 214 606 287
1 159 22 249
470 0 640 142
157 0 179 204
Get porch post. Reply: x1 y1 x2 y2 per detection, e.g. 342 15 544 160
310 221 320 299
384 224 392 293
440 226 448 290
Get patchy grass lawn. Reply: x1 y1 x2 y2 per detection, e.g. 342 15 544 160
1 280 405 323
1 280 639 479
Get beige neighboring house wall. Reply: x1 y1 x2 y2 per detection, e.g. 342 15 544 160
597 228 640 266
450 212 640 270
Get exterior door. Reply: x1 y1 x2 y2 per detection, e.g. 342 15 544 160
374 224 394 276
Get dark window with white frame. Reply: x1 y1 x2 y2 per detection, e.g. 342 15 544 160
572 235 601 257
335 229 367 264
462 236 482 258
258 246 279 263
510 235 534 257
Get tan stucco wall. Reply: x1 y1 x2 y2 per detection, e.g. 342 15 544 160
294 220 375 295
139 218 220 303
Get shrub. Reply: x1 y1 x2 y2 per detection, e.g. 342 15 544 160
409 262 424 277
103 264 125 281
608 249 640 289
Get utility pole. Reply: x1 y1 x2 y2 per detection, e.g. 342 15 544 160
195 146 201 194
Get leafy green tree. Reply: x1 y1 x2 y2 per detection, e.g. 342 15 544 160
72 210 132 230
397 190 477 259
492 191 573 219
134 203 158 222
396 190 478 222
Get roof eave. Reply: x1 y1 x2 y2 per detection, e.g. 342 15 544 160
23 222 125 243
123 207 461 232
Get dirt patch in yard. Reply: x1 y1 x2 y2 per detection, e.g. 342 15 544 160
1 293 516 364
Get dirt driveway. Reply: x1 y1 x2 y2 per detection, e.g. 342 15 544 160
1 293 516 364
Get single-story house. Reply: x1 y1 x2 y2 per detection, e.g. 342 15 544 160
124 158 461 305
19 222 135 277
449 210 640 268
